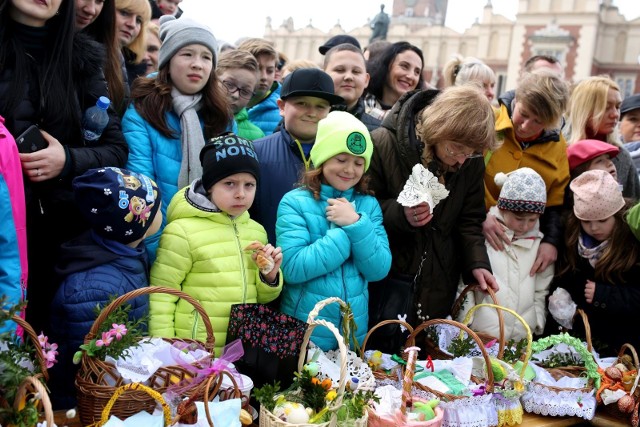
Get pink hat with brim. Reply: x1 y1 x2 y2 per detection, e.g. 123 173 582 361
570 169 625 221
567 139 619 171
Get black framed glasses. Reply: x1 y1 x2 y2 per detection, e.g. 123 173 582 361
221 80 255 100
444 142 483 159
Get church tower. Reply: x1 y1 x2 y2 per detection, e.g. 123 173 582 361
392 0 448 27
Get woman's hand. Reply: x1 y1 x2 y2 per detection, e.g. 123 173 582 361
584 280 595 304
19 130 67 182
404 202 432 227
482 213 509 251
252 243 283 284
529 242 557 276
472 268 499 292
326 198 359 226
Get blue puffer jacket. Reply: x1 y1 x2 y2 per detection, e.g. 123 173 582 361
122 104 236 261
49 231 149 409
276 185 391 350
248 82 281 136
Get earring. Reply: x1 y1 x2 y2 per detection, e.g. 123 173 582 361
55 10 60 15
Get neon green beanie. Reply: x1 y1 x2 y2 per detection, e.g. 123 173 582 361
626 202 640 241
310 111 373 171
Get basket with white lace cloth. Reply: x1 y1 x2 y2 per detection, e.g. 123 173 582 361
406 318 499 427
521 333 600 419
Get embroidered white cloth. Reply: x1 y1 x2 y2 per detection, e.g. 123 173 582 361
397 164 450 210
521 383 596 419
440 394 498 427
309 346 376 391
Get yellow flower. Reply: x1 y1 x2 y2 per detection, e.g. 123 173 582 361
326 390 337 402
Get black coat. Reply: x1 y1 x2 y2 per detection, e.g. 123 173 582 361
368 90 491 324
0 30 128 333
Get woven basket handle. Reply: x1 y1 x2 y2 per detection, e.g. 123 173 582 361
360 319 415 358
13 375 53 427
575 309 593 352
9 313 49 382
462 303 532 380
408 318 495 391
91 382 171 426
450 284 506 358
84 286 215 350
204 371 244 427
298 313 349 424
618 343 640 370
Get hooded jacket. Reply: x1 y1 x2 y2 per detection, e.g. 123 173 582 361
369 89 492 324
49 231 149 408
234 107 265 141
149 180 283 356
456 206 553 340
487 91 569 249
277 185 391 350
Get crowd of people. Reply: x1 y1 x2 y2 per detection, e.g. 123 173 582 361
2 0 640 411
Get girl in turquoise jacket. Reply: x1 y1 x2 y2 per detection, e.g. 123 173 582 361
276 111 392 351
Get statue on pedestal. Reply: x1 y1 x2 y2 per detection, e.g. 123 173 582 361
370 4 390 43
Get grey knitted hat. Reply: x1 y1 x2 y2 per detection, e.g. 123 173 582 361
495 167 547 214
158 15 218 70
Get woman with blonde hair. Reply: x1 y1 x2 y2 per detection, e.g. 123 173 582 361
115 0 152 89
368 85 499 346
443 54 496 102
565 76 640 199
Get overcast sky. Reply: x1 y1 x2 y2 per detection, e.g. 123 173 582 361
179 0 640 45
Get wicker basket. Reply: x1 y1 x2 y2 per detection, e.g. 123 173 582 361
360 319 415 384
75 286 215 425
10 375 54 427
88 383 172 427
368 345 444 427
259 297 366 427
599 343 640 424
426 284 506 360
544 309 593 380
10 313 50 382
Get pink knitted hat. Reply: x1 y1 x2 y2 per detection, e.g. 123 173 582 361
570 169 625 221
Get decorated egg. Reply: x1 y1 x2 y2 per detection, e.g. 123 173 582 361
273 401 310 423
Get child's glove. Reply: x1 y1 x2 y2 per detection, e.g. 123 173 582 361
548 287 577 329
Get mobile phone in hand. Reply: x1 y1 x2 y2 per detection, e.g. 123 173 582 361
16 125 48 154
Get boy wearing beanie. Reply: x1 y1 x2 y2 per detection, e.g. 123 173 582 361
251 68 344 244
276 111 391 350
457 167 553 341
149 133 283 356
48 167 162 408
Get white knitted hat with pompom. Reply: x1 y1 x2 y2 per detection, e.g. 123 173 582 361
495 167 546 214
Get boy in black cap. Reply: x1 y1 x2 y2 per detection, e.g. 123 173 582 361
251 68 344 243
149 133 283 356
318 34 362 55
48 167 162 408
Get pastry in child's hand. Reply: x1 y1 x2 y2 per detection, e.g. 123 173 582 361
244 241 276 275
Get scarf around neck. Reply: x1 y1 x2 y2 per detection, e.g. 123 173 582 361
578 232 609 268
171 87 204 189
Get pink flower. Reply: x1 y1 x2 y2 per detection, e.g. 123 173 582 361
110 323 127 340
43 348 58 368
37 332 48 348
96 331 114 347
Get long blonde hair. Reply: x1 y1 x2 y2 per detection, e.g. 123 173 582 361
115 0 151 63
565 76 621 146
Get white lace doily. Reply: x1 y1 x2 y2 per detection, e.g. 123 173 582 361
318 348 376 391
521 383 596 419
440 394 498 427
397 164 449 210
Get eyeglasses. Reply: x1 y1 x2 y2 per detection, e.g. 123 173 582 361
221 80 255 100
444 142 483 159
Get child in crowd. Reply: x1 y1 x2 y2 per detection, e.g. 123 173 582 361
276 111 391 350
217 49 265 141
323 43 381 132
251 68 344 243
555 170 640 354
457 168 552 340
237 38 282 136
149 133 283 356
0 118 26 335
124 15 231 261
49 167 161 408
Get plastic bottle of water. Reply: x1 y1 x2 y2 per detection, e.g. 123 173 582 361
82 96 110 142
